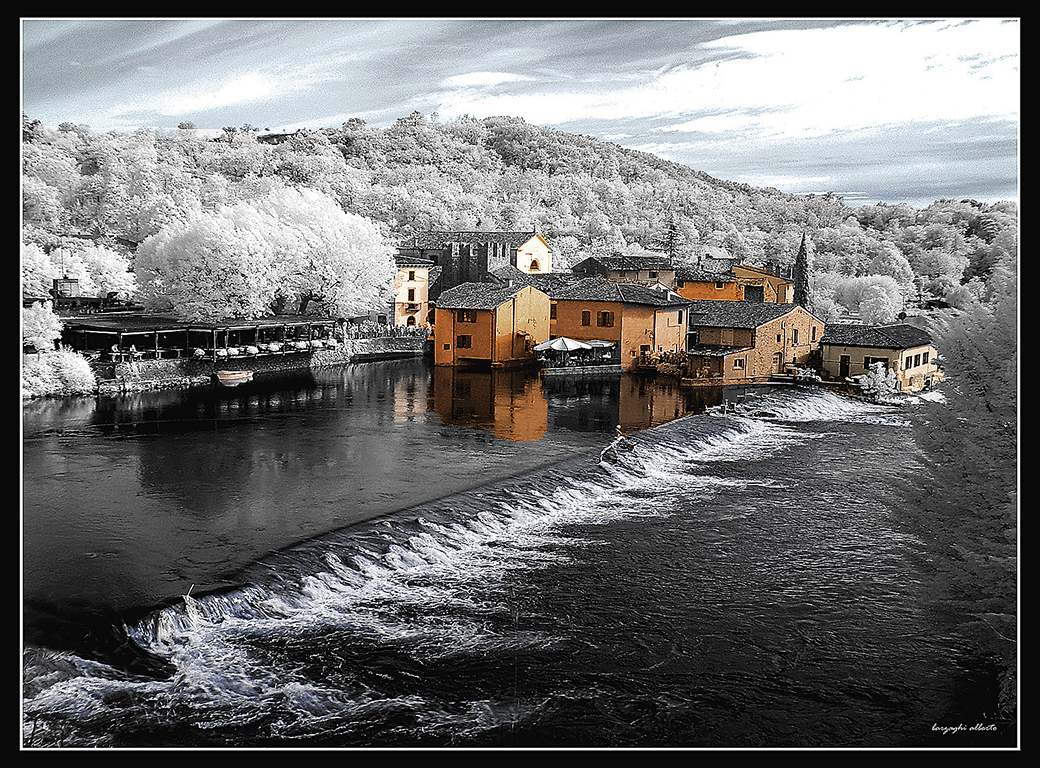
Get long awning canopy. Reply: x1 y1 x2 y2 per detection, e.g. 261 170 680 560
62 314 339 334
60 313 341 351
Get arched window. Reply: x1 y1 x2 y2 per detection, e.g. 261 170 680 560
406 316 416 326
529 259 540 271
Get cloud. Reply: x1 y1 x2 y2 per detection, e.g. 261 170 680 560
159 72 280 115
440 71 536 88
426 19 1018 140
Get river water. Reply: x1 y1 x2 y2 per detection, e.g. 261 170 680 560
21 359 1012 748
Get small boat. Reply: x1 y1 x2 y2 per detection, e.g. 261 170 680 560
216 370 254 387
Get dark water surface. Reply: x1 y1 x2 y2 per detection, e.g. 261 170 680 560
21 360 1011 748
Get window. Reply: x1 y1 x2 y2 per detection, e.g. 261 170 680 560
407 288 415 302
581 310 591 326
922 351 930 364
733 358 745 370
715 282 725 290
597 311 614 328
408 270 416 281
649 271 658 279
913 353 921 367
460 310 477 323
550 303 557 319
793 329 799 344
529 259 540 271
777 334 782 343
678 310 683 324
456 335 472 349
811 326 817 341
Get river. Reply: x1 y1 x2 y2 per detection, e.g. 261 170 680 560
21 359 1013 748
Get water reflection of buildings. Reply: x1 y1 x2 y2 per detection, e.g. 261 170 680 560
427 366 548 442
618 374 722 432
429 367 724 441
542 372 723 435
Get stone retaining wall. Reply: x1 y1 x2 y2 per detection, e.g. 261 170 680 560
95 336 429 394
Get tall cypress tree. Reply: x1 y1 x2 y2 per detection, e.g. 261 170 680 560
793 232 812 308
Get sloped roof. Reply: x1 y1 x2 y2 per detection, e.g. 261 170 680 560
820 323 933 350
62 313 338 333
698 257 739 274
554 277 689 307
405 230 545 250
574 253 674 272
395 255 434 268
675 264 738 283
685 299 811 329
488 265 579 294
435 281 535 310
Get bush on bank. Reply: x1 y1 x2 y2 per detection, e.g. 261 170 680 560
22 349 97 399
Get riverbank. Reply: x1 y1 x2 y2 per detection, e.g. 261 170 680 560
22 336 432 399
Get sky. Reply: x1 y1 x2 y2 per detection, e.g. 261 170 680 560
20 17 1020 210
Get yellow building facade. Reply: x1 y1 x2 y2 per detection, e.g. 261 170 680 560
433 283 550 368
392 257 433 328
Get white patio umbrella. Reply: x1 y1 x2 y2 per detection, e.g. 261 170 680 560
534 337 593 352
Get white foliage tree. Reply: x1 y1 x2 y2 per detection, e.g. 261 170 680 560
21 241 55 297
135 186 395 322
22 300 62 352
858 360 900 402
68 244 138 298
858 283 900 325
135 203 281 321
832 274 904 322
251 186 396 317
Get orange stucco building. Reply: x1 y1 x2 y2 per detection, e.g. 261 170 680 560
675 263 794 304
433 282 549 368
675 265 744 301
547 277 690 370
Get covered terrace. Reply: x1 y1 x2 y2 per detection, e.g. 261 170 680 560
61 313 342 363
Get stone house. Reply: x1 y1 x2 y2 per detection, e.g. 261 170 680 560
569 253 677 289
684 300 825 384
732 263 794 303
819 323 944 391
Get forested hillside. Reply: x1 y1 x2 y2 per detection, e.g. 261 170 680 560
22 111 1016 325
